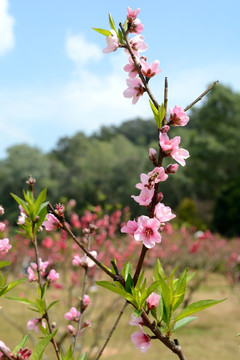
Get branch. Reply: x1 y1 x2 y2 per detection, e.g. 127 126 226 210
95 301 128 360
184 80 219 112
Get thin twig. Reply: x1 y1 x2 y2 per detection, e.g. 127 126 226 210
163 77 168 126
184 80 219 112
73 235 90 356
95 301 128 360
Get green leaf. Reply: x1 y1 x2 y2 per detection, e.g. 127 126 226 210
149 101 165 129
153 259 165 281
108 13 117 33
174 298 226 322
47 300 59 311
0 278 26 297
78 352 87 360
31 329 57 360
121 262 132 281
122 18 128 32
172 269 188 311
63 345 73 360
0 261 11 269
96 281 136 306
133 309 142 318
7 296 37 307
92 28 112 37
125 273 134 294
172 316 197 331
12 334 29 354
33 188 47 217
11 193 29 216
35 298 47 315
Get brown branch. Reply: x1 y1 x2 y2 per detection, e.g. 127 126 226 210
141 310 188 360
48 204 125 286
184 80 219 112
163 77 168 126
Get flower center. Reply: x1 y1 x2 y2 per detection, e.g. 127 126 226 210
144 227 153 238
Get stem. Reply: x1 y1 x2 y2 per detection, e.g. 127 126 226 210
184 80 219 112
133 245 148 286
32 235 61 360
141 310 188 360
95 301 128 360
48 205 125 286
73 236 90 356
163 77 168 126
119 23 160 109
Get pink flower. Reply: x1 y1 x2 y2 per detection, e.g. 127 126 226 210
67 324 76 335
141 59 161 78
27 266 36 281
169 105 189 126
154 203 176 223
159 132 181 153
0 206 4 215
42 236 54 248
72 251 97 268
121 220 138 235
0 340 11 359
148 167 168 185
123 77 145 104
131 186 154 206
127 7 141 22
103 29 120 53
127 35 148 56
129 313 144 328
146 292 160 309
131 329 151 353
170 147 190 166
82 294 91 309
0 222 5 232
123 57 139 78
27 318 46 333
129 18 144 34
64 307 80 321
47 269 60 283
42 213 61 231
0 238 12 255
134 216 161 249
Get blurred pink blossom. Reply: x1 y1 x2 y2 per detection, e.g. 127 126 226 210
103 30 119 53
131 329 151 353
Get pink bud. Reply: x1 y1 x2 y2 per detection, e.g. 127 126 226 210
165 164 179 174
0 206 4 216
149 148 157 163
146 292 160 309
0 222 5 232
160 125 170 133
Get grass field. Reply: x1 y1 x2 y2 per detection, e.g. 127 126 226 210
0 273 240 360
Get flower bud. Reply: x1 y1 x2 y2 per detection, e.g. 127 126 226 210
157 192 164 202
149 148 157 163
0 205 4 216
160 125 170 133
165 164 179 174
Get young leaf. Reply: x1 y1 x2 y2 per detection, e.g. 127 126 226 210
33 188 47 217
77 353 87 360
108 13 117 33
133 309 143 318
12 334 29 354
7 296 37 307
0 261 11 269
47 300 59 311
11 193 29 216
92 28 112 37
174 298 226 322
0 278 26 297
172 269 188 311
96 281 136 305
31 329 57 360
172 316 197 332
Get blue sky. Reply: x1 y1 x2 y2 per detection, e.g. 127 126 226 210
0 0 239 158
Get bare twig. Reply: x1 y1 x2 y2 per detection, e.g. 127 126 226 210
95 301 128 360
184 81 219 112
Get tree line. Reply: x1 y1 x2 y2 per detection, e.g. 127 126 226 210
0 84 239 236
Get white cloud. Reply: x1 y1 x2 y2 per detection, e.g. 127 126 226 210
66 32 102 66
0 0 15 56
